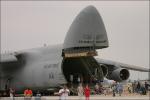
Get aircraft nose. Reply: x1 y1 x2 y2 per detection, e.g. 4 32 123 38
81 5 99 15
64 5 109 50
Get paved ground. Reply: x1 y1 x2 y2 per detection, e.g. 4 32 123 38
0 95 149 100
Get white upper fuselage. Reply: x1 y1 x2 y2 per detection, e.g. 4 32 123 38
11 44 66 91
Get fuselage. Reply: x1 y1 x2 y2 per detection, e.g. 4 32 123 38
2 44 102 92
5 45 66 92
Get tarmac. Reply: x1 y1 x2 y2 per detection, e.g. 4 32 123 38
0 95 149 100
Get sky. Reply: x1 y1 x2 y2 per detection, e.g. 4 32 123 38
1 1 149 80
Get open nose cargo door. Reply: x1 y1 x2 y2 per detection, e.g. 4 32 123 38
63 5 109 57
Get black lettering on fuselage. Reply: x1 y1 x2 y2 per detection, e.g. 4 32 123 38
49 73 54 79
44 63 59 69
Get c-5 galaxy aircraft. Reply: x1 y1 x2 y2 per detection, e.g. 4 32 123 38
0 6 149 96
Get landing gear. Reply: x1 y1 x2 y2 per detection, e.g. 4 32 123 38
0 90 9 97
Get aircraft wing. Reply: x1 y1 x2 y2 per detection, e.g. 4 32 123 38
0 52 25 70
0 53 18 63
96 58 150 72
118 63 149 72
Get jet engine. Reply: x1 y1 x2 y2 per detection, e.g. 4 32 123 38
107 68 130 82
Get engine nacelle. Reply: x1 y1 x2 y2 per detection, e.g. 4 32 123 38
107 68 130 82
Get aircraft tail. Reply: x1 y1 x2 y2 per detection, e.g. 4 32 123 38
63 5 109 53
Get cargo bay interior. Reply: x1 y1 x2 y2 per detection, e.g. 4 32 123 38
62 55 104 84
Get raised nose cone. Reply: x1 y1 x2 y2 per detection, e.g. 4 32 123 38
63 5 109 50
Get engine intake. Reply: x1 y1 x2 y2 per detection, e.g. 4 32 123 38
107 68 130 82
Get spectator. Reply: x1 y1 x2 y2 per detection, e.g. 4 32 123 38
127 84 132 94
112 84 116 97
59 85 70 100
136 82 141 93
77 76 81 84
70 75 73 83
132 81 136 93
103 87 107 96
140 84 146 95
116 82 119 94
84 84 90 100
144 81 150 91
24 88 33 100
9 88 15 100
99 84 103 95
94 83 99 95
117 83 123 96
77 83 84 100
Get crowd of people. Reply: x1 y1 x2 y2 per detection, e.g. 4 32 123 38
92 80 150 97
127 81 149 95
58 80 150 100
59 84 91 100
7 80 150 100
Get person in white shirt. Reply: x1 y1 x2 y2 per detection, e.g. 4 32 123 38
77 83 84 100
59 85 70 100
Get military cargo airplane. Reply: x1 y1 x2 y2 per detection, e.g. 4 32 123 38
0 5 149 96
